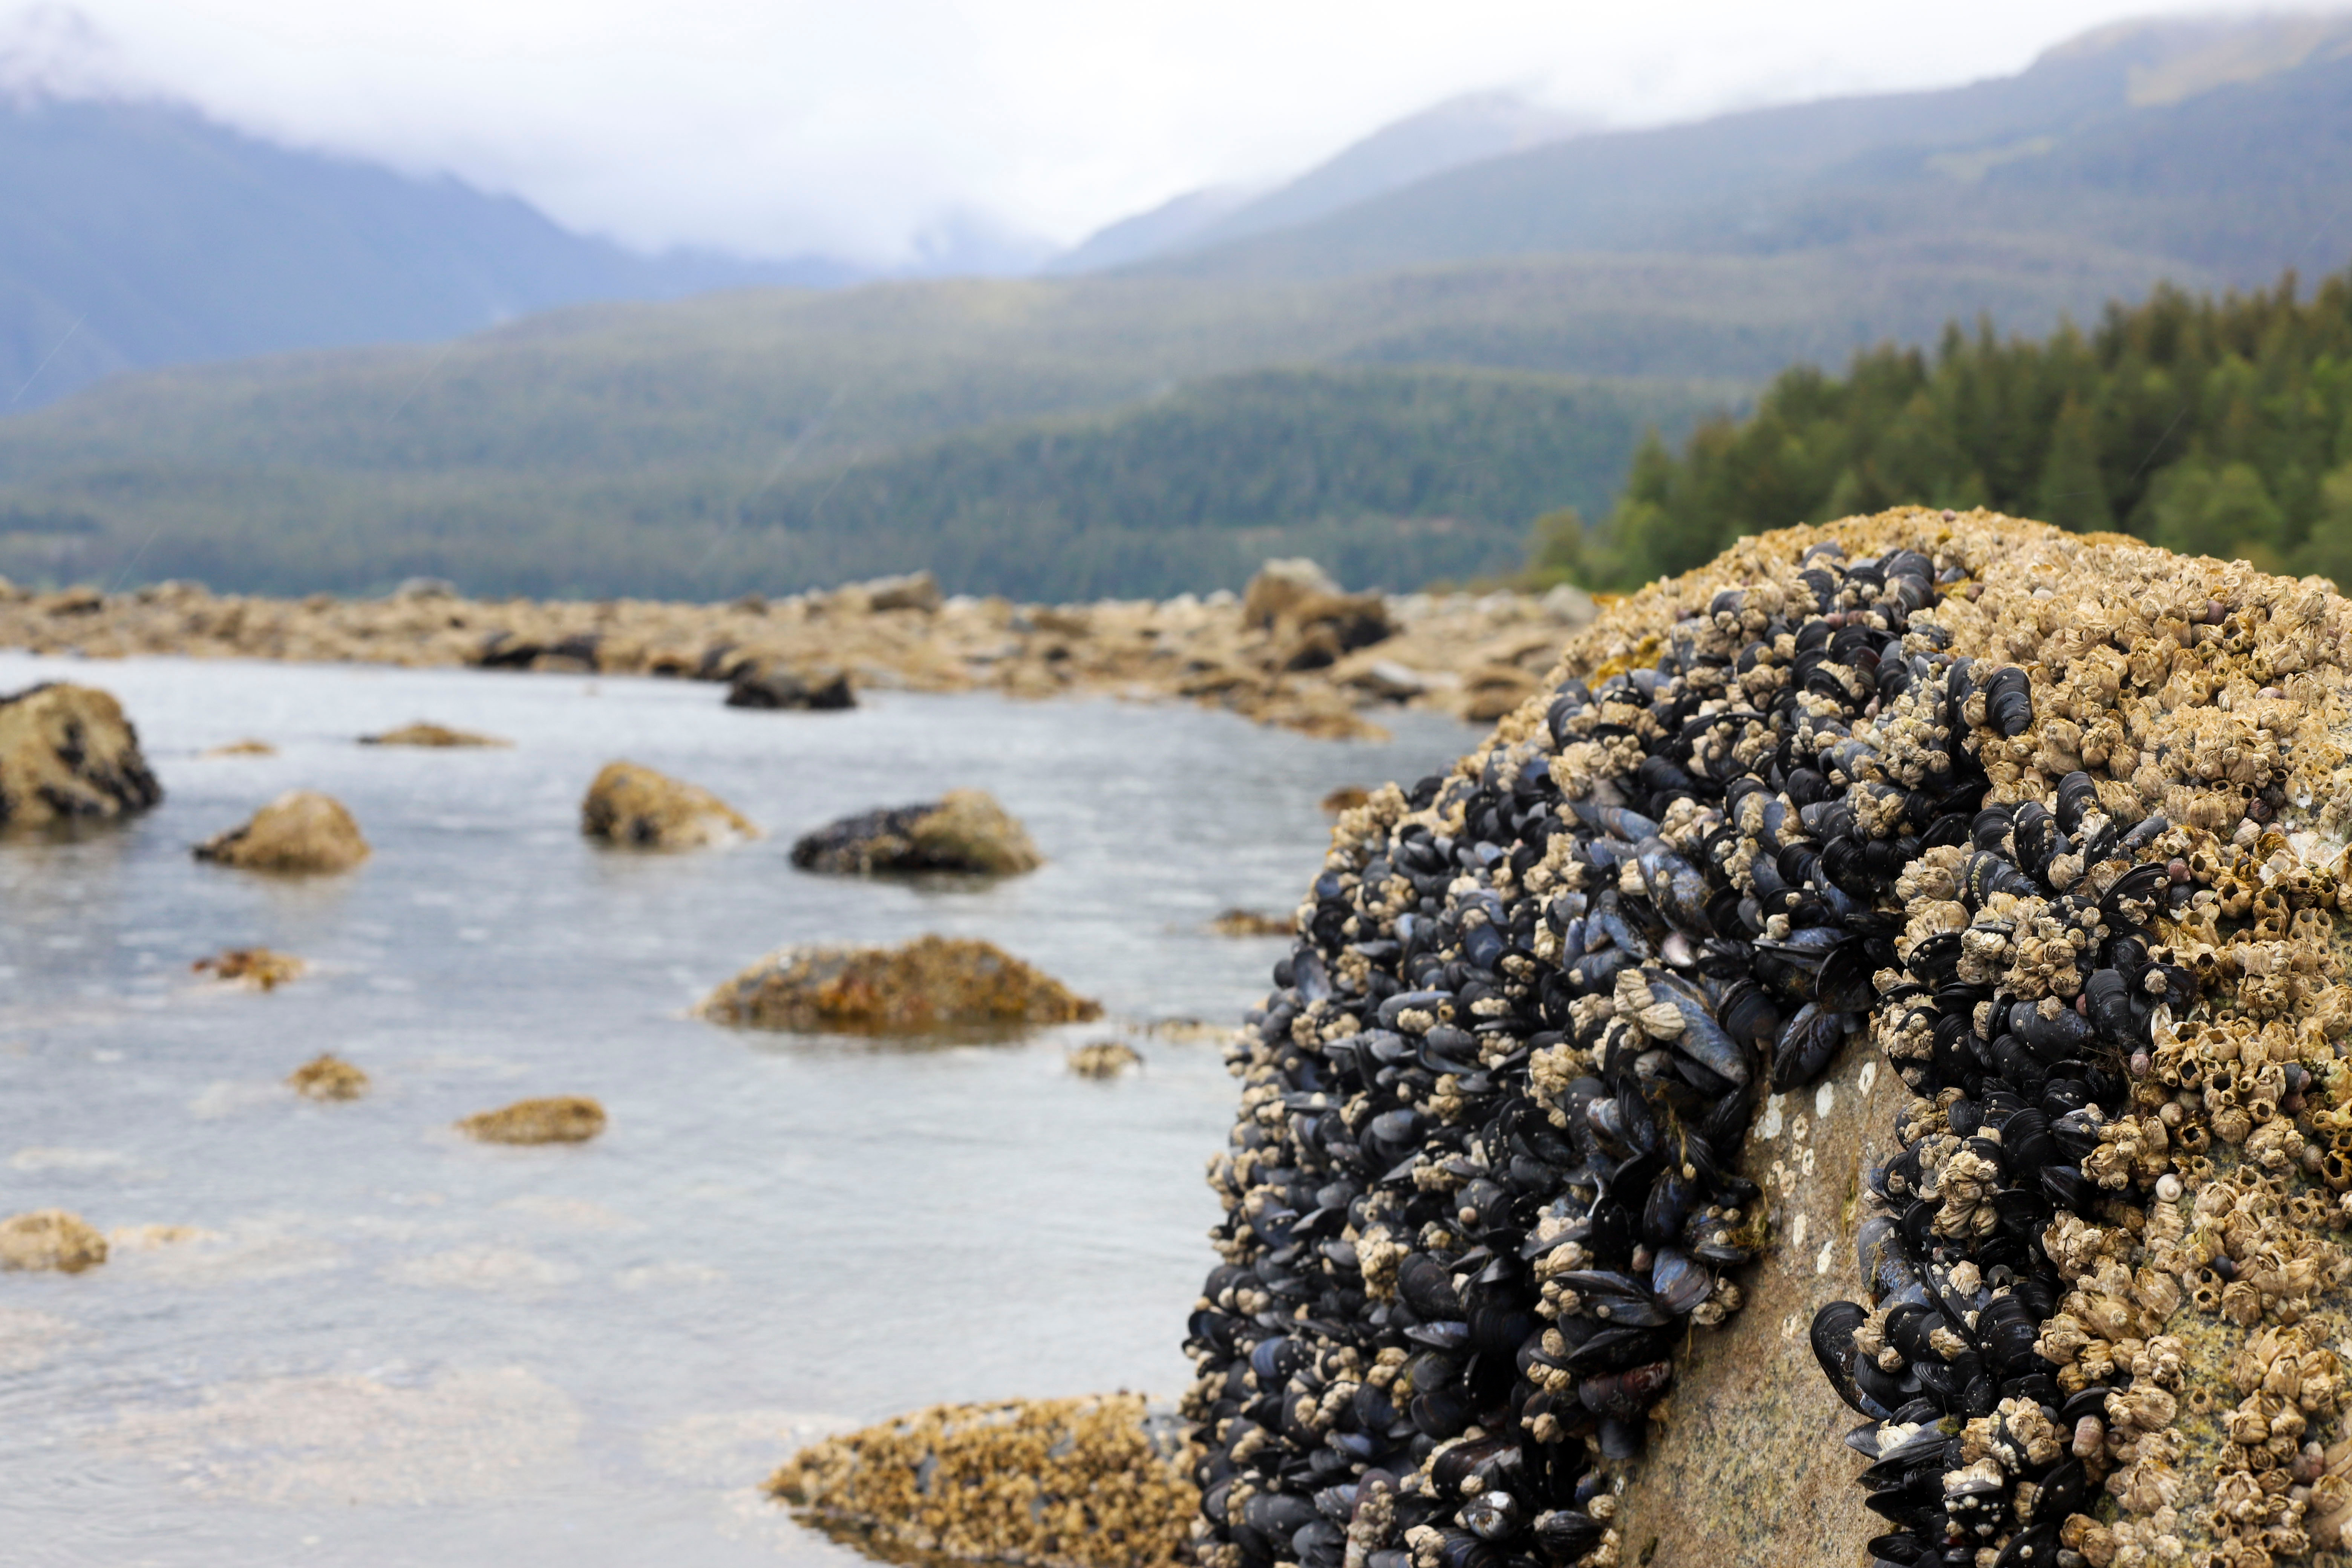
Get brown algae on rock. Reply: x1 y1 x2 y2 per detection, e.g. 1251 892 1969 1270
287 1054 369 1101
769 1395 1197 1568
698 936 1101 1035
194 948 305 991
1069 1042 1145 1078
456 1097 606 1145
579 760 757 850
360 721 511 747
790 789 1042 877
0 682 161 829
0 1209 108 1273
192 790 370 873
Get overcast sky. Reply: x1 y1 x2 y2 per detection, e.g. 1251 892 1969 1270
0 0 2302 263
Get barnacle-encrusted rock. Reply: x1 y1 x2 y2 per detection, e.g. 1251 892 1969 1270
789 790 1041 877
579 761 757 849
697 936 1100 1034
359 721 510 747
769 1396 1196 1568
194 948 304 991
193 790 370 873
0 1209 107 1273
287 1053 368 1101
0 682 161 829
455 1096 605 1144
1070 1042 1144 1078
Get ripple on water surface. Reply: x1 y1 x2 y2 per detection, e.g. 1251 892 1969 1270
0 653 1473 1566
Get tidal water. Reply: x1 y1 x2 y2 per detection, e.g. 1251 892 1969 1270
0 653 1473 1567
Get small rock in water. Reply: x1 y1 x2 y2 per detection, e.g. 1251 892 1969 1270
0 682 162 829
194 948 304 991
580 761 757 849
697 935 1100 1034
287 1053 368 1101
724 664 856 710
192 790 369 873
1067 1041 1142 1078
359 721 510 747
456 1096 606 1145
0 1209 107 1273
768 1395 1194 1568
1318 785 1370 815
201 738 276 757
790 789 1040 877
1205 908 1289 937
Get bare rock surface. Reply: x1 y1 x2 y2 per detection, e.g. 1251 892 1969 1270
697 935 1100 1034
0 681 161 829
192 790 369 873
579 761 757 849
0 1209 108 1273
790 789 1041 877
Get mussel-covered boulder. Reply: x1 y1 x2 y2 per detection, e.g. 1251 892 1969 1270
0 1209 107 1273
789 790 1041 877
726 664 856 710
193 790 370 873
0 681 161 829
769 1396 1194 1568
580 761 758 849
697 935 1100 1034
456 1096 605 1144
1181 507 2352 1568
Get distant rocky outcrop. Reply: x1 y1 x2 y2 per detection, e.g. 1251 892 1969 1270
456 1096 606 1144
580 761 757 848
287 1053 369 1101
697 936 1100 1034
193 790 370 873
360 721 510 747
0 682 161 829
790 790 1041 877
1240 558 1395 671
725 665 857 710
0 1209 108 1273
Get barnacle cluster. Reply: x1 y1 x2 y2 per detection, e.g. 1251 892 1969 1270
1187 505 2352 1568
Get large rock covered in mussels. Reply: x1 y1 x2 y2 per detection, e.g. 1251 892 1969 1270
1183 507 2352 1568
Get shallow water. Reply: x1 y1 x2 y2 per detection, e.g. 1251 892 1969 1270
0 653 1473 1566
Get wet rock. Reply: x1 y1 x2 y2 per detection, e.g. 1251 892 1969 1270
0 1209 107 1273
580 761 758 849
287 1054 368 1101
1069 1042 1144 1078
202 738 276 757
0 682 162 829
193 790 369 873
194 948 304 991
768 1395 1194 1568
359 721 511 747
1206 909 1290 937
456 1096 606 1145
789 790 1041 877
725 664 856 710
697 935 1101 1034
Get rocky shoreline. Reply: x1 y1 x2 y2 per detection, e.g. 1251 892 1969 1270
0 565 1596 741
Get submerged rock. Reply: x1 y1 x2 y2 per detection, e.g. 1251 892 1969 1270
580 761 758 849
1068 1041 1143 1078
769 1395 1195 1568
790 790 1041 877
725 665 856 710
193 791 370 873
0 682 162 829
0 1209 107 1273
456 1096 605 1145
287 1053 368 1101
202 738 276 757
1205 909 1289 937
1319 785 1371 815
697 935 1100 1034
359 721 510 747
194 948 304 991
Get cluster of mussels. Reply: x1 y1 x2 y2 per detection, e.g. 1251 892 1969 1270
1184 544 2053 1568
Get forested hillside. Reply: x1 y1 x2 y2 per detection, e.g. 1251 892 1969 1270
1540 266 2352 590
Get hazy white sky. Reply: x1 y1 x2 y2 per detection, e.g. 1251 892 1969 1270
0 0 2296 262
